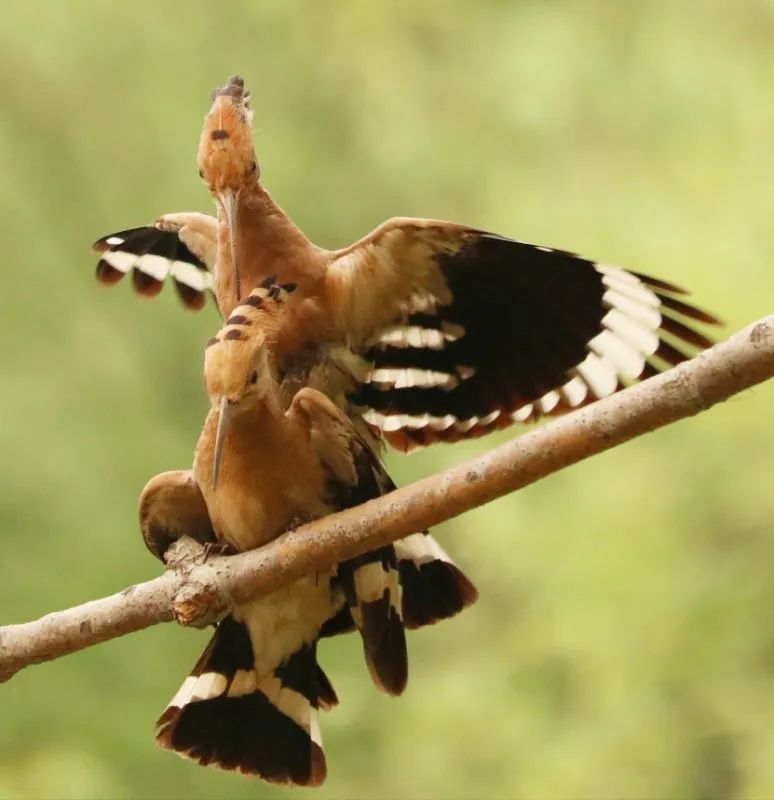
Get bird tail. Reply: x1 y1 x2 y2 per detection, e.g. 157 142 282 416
155 614 336 786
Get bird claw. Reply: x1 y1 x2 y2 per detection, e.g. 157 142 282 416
284 515 312 533
202 541 236 562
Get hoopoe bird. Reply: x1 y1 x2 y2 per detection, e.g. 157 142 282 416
139 283 477 785
94 74 720 452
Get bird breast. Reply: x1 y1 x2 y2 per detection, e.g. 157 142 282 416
194 409 331 553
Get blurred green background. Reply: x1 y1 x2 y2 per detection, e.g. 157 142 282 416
1 1 773 798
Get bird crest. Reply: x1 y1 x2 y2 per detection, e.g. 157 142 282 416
210 74 251 110
205 279 297 351
198 75 256 191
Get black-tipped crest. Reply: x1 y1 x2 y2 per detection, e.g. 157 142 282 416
203 283 291 357
211 74 246 102
230 282 297 318
243 295 264 309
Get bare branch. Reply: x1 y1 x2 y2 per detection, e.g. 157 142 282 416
2 316 773 682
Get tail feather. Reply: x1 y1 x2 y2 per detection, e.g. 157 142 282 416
156 616 330 786
395 533 479 629
315 664 339 711
338 545 408 696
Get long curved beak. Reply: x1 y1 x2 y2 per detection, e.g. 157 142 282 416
219 190 241 304
211 395 232 489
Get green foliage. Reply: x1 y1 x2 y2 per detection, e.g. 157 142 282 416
1 1 772 797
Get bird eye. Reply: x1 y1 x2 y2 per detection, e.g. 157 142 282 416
198 168 204 179
247 160 257 174
249 370 258 385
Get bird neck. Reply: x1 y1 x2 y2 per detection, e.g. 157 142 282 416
216 182 324 316
195 389 293 530
229 394 286 443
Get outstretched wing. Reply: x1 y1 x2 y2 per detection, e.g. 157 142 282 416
93 212 217 310
326 218 720 450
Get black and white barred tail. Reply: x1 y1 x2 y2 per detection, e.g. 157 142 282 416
156 615 333 785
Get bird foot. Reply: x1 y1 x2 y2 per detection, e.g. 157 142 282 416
284 514 312 533
202 541 237 562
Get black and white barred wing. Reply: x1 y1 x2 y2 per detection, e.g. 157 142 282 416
290 387 477 691
328 219 720 451
288 387 409 696
93 212 216 310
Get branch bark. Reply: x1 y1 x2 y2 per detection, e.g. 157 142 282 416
2 316 773 682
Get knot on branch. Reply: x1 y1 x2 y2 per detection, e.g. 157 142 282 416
164 538 230 628
748 319 772 348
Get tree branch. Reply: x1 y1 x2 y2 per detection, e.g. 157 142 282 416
2 316 773 682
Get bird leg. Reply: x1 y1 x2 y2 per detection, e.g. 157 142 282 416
283 513 314 533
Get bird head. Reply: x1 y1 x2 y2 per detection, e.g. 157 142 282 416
203 281 296 487
197 74 259 196
198 74 259 302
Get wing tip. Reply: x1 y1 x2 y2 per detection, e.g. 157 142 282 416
362 601 409 696
131 268 165 298
173 279 209 311
398 546 479 630
95 259 126 286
